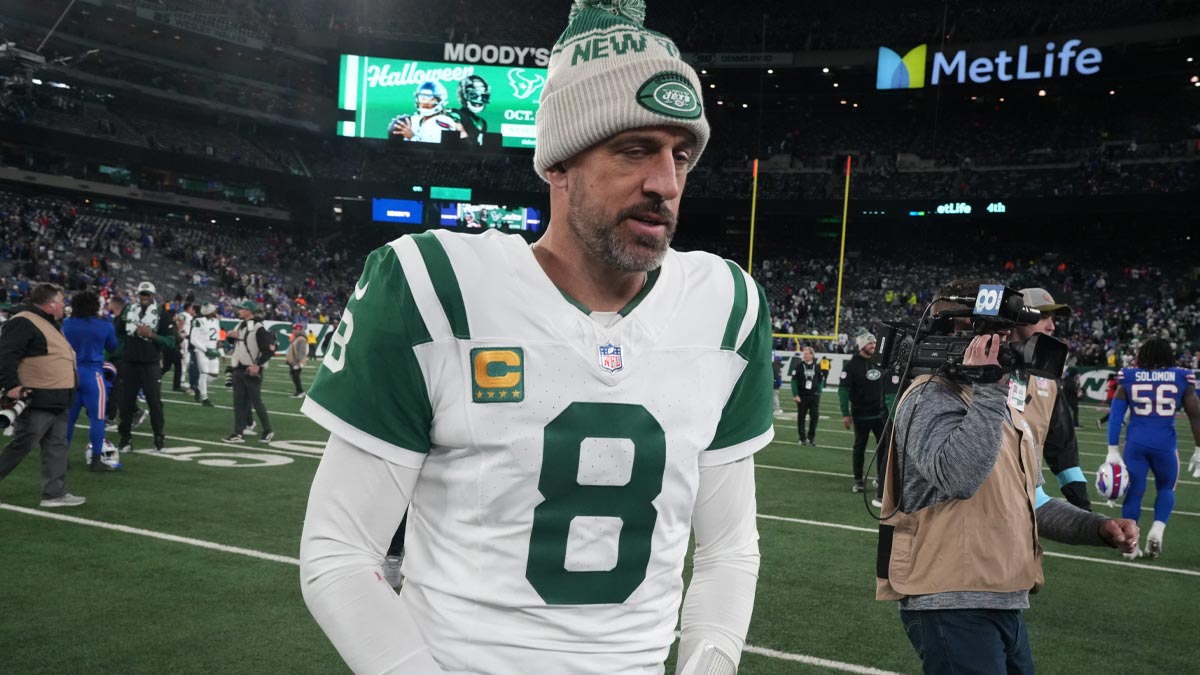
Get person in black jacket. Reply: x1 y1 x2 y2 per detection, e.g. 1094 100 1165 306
0 283 85 507
789 347 825 445
116 281 176 453
839 329 887 493
223 300 274 443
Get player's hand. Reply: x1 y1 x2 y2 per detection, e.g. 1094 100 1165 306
1099 518 1139 554
1106 445 1125 468
5 386 24 399
843 416 852 430
390 117 414 140
794 396 802 403
135 325 152 338
247 364 261 378
226 329 239 339
962 334 1002 367
1189 447 1200 478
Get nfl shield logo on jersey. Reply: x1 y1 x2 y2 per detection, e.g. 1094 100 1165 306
598 343 623 373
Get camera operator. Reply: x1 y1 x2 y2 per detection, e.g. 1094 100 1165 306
876 279 1139 674
0 283 85 507
223 301 274 443
1012 287 1090 511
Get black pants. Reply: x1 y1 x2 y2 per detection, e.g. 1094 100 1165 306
165 347 182 390
386 511 409 557
107 361 139 422
1067 399 1080 427
852 416 886 482
289 365 305 395
232 367 272 435
796 395 820 442
119 361 164 441
0 408 69 500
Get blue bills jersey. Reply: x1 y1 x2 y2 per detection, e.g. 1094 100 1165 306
1118 367 1196 451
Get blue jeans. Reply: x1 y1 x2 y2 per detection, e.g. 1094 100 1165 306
901 608 1036 675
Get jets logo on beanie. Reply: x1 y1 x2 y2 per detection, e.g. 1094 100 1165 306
533 0 710 181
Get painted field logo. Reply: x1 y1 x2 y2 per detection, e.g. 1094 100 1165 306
636 72 702 119
471 347 524 403
876 44 927 90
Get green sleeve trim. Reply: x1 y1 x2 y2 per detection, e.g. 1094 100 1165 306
707 282 773 451
790 376 800 397
838 386 851 417
411 232 470 340
305 246 434 454
721 260 749 351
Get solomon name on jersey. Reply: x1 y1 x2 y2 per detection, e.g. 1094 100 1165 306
302 229 773 674
1118 366 1196 450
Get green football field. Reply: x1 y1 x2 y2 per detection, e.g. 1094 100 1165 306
1 364 1195 674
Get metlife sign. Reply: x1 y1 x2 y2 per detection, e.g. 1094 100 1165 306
877 39 1102 90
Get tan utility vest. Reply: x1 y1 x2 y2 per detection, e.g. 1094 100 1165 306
12 311 77 389
876 373 1057 601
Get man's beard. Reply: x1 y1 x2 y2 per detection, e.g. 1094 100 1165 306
567 184 676 273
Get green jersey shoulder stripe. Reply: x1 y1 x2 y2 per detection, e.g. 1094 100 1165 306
721 260 749 351
406 232 471 341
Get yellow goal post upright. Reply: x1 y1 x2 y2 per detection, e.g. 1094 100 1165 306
747 155 853 351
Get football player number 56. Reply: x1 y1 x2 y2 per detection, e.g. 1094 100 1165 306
1129 383 1178 417
526 402 665 605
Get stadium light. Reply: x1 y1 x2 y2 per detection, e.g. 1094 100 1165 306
767 69 774 74
701 69 707 75
1037 89 1047 97
852 103 859 108
822 67 830 73
1109 90 1115 95
717 100 724 105
833 82 839 88
709 83 716 89
999 97 1005 102
1191 76 1199 83
839 99 847 105
742 103 749 108
1190 57 1195 63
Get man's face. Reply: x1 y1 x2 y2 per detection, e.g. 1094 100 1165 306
1013 315 1055 343
48 292 64 320
802 348 814 363
109 300 125 316
861 341 877 358
138 292 153 307
237 308 252 320
560 127 695 273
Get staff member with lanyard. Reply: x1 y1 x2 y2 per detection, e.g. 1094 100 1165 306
790 346 825 446
117 282 175 453
223 301 274 444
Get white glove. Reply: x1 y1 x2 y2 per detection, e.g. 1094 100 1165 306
1106 445 1124 468
1189 447 1200 479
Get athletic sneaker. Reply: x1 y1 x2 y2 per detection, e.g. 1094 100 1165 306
118 438 133 453
383 554 405 589
104 420 118 432
194 390 201 403
1146 536 1162 560
291 392 305 398
134 409 149 428
261 430 275 442
871 498 884 509
40 493 86 508
852 481 865 493
245 420 256 436
153 435 165 452
223 433 245 443
201 399 214 407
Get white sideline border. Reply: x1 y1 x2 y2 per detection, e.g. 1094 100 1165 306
0 503 904 675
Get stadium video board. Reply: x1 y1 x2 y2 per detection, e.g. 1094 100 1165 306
433 201 542 232
372 198 424 224
338 54 544 148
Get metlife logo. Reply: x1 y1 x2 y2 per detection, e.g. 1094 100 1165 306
876 39 1102 90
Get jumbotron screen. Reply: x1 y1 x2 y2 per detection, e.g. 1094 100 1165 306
337 54 544 148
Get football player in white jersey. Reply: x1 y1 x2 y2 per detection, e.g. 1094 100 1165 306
189 303 221 407
300 2 769 674
387 81 466 144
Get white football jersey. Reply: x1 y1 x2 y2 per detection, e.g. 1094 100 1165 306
190 316 222 352
303 229 773 674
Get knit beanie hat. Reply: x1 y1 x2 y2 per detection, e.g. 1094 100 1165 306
855 329 877 351
533 0 710 181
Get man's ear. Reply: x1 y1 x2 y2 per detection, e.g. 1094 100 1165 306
545 162 569 190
